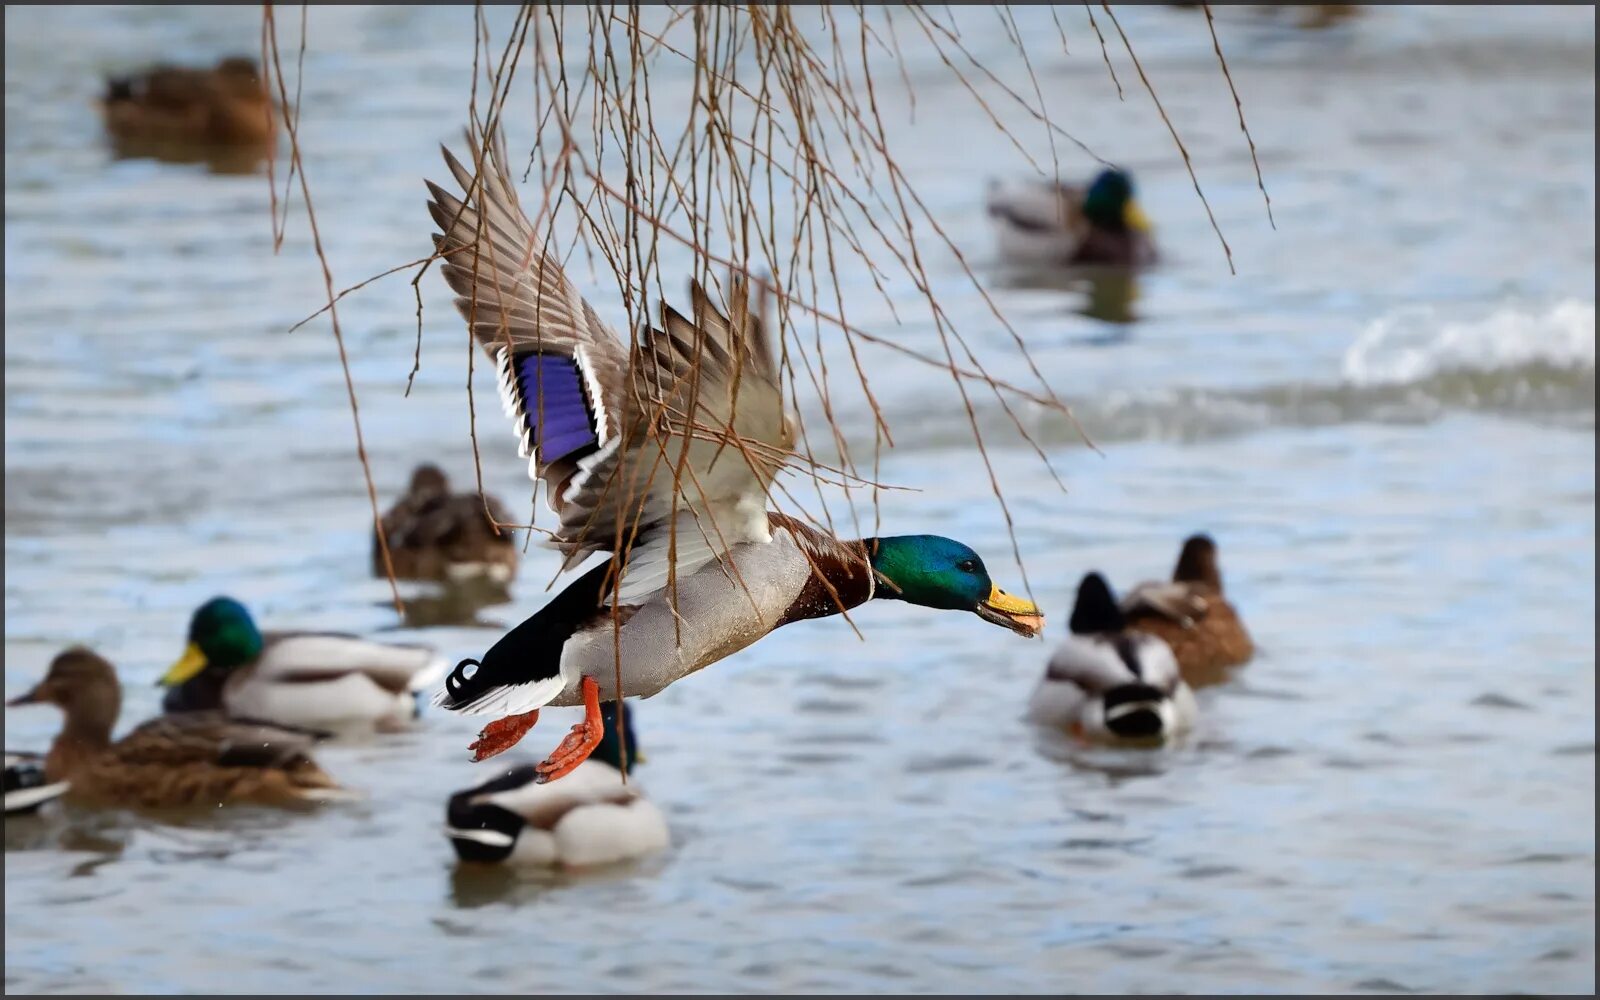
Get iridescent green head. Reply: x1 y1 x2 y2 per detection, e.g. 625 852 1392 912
1082 168 1150 233
867 535 1044 638
159 596 265 686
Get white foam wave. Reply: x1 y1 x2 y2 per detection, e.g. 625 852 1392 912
1342 300 1595 386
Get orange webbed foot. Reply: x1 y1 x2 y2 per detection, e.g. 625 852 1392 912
468 709 540 762
534 676 603 784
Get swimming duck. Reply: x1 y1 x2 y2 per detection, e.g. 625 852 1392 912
425 129 1044 781
1169 4 1360 30
1029 573 1196 743
446 700 669 867
160 596 448 732
7 647 346 809
374 463 518 587
4 752 70 816
101 56 275 148
986 167 1156 268
1284 4 1360 29
1121 534 1254 687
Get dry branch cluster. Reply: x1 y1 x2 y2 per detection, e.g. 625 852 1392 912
265 4 1257 605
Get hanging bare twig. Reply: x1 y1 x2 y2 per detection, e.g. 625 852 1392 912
262 4 404 614
270 4 1268 626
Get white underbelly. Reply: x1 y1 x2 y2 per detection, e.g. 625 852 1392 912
544 536 815 706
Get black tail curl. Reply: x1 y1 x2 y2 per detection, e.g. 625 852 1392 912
435 558 619 712
441 657 483 708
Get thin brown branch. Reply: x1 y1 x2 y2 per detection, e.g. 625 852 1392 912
263 4 404 614
1200 2 1275 229
1100 3 1235 274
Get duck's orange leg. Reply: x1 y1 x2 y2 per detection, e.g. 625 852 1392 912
468 710 540 762
533 676 603 785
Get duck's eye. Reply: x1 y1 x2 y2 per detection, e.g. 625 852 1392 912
956 559 979 574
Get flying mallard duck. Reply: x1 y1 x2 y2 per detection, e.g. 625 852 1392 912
1029 573 1196 743
1120 534 1254 687
160 597 447 732
4 752 70 816
446 700 669 867
7 647 346 809
425 130 1044 782
374 463 518 587
101 55 275 148
986 167 1156 268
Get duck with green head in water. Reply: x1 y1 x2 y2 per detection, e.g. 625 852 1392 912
986 166 1157 268
160 596 446 732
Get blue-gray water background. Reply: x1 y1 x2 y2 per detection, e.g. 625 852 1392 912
5 5 1594 993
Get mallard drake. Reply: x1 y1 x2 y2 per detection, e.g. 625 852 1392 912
7 647 346 809
160 596 448 731
446 700 668 867
101 56 275 148
1121 534 1254 687
424 130 1044 781
1029 573 1196 743
4 752 70 816
374 464 518 586
986 167 1156 268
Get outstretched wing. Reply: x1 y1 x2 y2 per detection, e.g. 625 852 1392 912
426 130 631 561
610 274 793 603
427 130 795 606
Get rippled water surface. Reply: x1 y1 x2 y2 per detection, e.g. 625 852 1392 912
5 5 1594 994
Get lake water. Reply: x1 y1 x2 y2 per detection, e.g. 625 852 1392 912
4 5 1594 994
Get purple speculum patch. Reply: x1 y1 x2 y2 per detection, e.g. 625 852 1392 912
513 351 600 463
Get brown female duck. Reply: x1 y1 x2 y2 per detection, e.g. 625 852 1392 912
101 56 275 147
374 464 519 587
7 647 346 809
1121 534 1254 687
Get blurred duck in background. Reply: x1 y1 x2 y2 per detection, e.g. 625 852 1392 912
373 463 519 590
4 752 70 816
1286 4 1361 29
101 55 274 145
986 167 1157 269
1120 534 1254 687
446 701 669 868
1029 573 1197 745
1169 4 1361 30
8 647 347 809
160 596 447 732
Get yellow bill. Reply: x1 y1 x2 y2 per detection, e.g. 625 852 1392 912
159 642 209 686
1123 199 1153 234
978 584 1045 638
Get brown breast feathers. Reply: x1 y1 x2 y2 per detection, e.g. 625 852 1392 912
768 512 876 627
